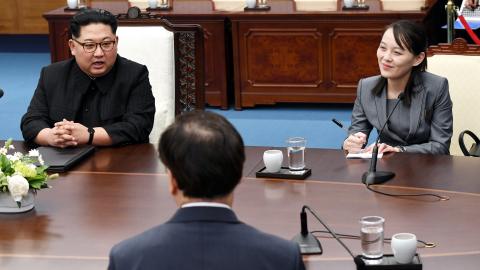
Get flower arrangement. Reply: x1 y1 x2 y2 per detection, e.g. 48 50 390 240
0 139 57 208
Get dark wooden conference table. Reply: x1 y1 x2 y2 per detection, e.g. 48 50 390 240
1 142 479 269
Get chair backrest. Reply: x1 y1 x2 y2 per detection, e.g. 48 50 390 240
116 17 205 143
427 38 480 155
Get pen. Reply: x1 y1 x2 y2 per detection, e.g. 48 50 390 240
332 118 349 133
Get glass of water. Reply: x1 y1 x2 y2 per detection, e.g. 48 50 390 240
77 0 87 8
286 137 306 171
258 0 267 8
360 216 385 260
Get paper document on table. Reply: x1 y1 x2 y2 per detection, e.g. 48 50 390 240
346 152 383 159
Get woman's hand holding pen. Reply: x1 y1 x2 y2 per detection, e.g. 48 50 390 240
343 132 367 153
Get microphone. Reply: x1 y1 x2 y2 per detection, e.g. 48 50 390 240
291 206 323 255
0 88 3 98
299 206 366 268
362 93 405 185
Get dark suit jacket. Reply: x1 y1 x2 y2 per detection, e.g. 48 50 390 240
349 72 453 154
21 56 155 145
108 207 305 270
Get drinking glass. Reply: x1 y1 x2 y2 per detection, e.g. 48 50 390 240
159 0 169 8
258 0 267 8
286 137 306 171
360 216 385 259
77 0 87 8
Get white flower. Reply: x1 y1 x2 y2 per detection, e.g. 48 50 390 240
28 149 39 157
38 155 45 166
8 145 15 150
14 152 23 159
0 148 6 155
7 175 29 202
6 154 19 162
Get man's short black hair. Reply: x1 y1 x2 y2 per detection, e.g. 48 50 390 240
70 8 118 38
159 111 245 199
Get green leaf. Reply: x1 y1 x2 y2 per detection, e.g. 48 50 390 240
4 139 12 150
28 179 45 189
36 165 48 174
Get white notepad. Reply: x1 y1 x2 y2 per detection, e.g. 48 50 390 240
346 152 383 159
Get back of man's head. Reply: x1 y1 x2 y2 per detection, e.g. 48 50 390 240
159 111 245 199
70 8 118 38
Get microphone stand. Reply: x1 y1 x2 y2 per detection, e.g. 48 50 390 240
300 206 365 267
291 206 323 255
362 93 404 186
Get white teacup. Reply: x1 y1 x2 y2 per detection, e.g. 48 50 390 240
246 0 257 9
67 0 78 9
263 150 283 173
344 0 354 8
391 233 417 264
148 0 158 8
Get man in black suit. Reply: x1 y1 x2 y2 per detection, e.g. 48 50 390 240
107 111 305 270
21 9 155 148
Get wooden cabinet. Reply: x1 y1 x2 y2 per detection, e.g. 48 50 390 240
230 1 425 108
232 21 384 107
43 0 426 109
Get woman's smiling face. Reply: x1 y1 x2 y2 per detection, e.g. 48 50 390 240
377 28 425 83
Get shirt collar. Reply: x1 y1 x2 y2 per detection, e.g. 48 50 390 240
181 202 231 209
72 56 119 95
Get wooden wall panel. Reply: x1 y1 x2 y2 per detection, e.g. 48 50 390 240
330 28 383 91
0 0 18 33
0 0 65 34
16 0 66 34
245 29 323 86
239 24 324 91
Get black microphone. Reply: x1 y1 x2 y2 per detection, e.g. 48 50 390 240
299 206 366 268
291 206 323 255
362 93 405 185
0 88 3 99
